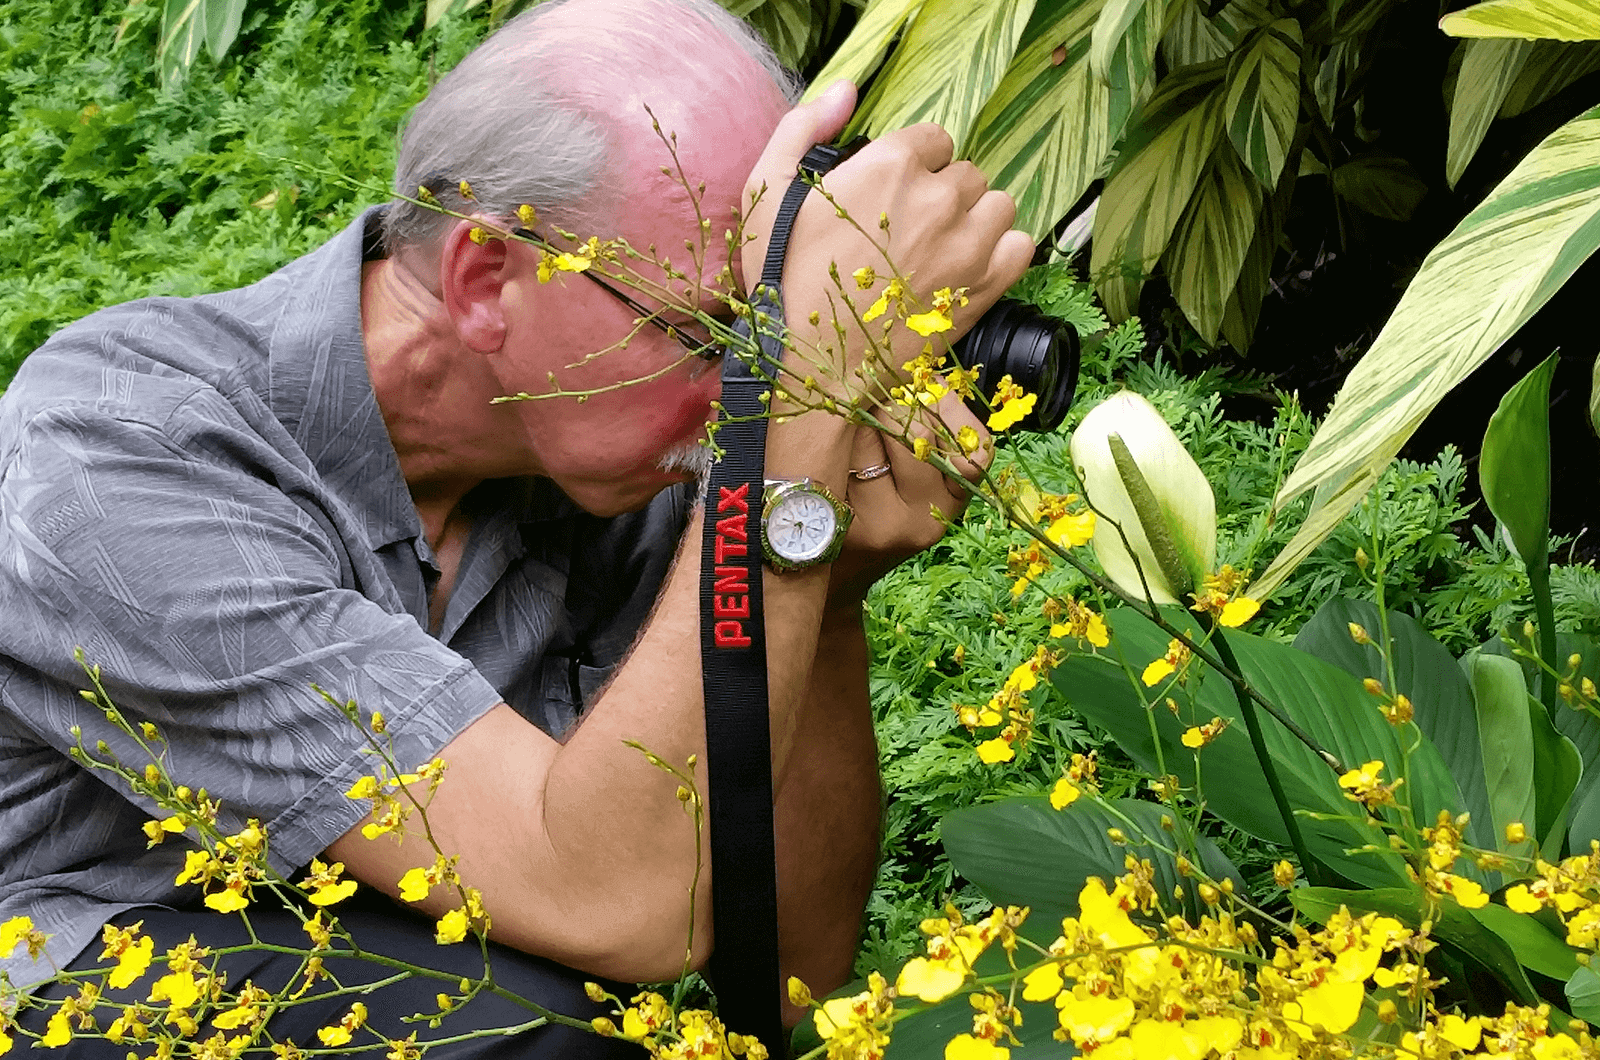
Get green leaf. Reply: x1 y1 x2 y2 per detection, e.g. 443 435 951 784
1293 599 1496 855
1090 62 1227 321
1467 652 1540 854
1502 41 1600 117
1480 631 1600 850
1053 607 1466 887
1442 0 1600 42
1221 138 1296 351
1481 352 1557 569
942 796 1244 926
744 0 819 70
1469 902 1580 981
424 0 457 30
1569 965 1600 1024
1091 0 1177 136
1222 19 1302 188
853 0 1037 152
1448 38 1535 188
1591 352 1600 438
801 0 924 104
1527 683 1583 851
1291 886 1542 1005
1252 104 1600 599
200 0 245 61
1164 143 1264 343
1331 153 1429 221
158 0 205 91
966 0 1114 242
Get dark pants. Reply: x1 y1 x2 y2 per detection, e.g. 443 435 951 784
20 893 646 1058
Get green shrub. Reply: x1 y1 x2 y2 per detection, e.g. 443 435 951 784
0 0 484 386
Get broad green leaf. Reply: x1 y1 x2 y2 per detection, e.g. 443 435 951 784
1570 965 1600 1024
1502 41 1600 116
1332 153 1429 221
1448 39 1535 188
1053 607 1465 887
880 960 1075 1060
1442 0 1600 42
1292 887 1542 1006
1481 631 1600 851
1164 144 1263 343
967 0 1113 242
802 0 924 103
1090 63 1227 321
1481 352 1557 569
942 796 1244 926
1092 0 1177 136
1470 902 1581 981
1293 599 1496 854
1527 684 1583 850
1467 652 1539 854
1223 19 1302 188
158 0 205 91
1251 104 1600 599
853 0 1036 151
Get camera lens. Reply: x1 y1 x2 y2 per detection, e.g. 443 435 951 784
950 299 1079 433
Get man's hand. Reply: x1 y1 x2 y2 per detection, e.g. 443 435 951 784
827 392 992 607
739 81 1034 403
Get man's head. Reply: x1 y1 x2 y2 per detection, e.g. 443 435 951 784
378 0 799 514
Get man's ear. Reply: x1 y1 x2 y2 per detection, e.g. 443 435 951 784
439 219 513 353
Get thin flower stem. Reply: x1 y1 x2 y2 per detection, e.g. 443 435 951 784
1206 621 1326 886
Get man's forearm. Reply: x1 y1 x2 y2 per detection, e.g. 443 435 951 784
775 603 880 1025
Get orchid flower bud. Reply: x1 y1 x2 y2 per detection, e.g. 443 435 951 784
1069 392 1216 604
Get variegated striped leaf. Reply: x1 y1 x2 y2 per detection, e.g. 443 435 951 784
1447 38 1534 188
966 0 1112 241
1222 146 1296 350
1251 103 1600 599
802 0 924 104
1162 0 1233 66
1223 18 1302 188
1441 0 1600 42
1502 40 1600 116
1092 0 1177 138
1161 0 1271 67
158 0 205 90
853 0 1037 151
1164 143 1263 343
1090 62 1228 321
745 0 819 69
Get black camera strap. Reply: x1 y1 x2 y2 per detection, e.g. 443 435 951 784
699 139 859 1053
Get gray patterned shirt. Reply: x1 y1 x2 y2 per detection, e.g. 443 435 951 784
0 207 689 991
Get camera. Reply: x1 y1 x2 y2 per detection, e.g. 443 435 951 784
949 298 1079 433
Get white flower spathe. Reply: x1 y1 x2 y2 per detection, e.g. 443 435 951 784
1069 391 1216 604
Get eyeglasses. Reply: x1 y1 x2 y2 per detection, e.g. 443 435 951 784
512 228 723 362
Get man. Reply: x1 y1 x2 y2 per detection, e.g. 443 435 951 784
0 0 1031 1051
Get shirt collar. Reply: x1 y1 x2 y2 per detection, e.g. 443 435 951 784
266 206 422 551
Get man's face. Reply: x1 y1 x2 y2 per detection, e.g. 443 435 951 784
492 94 784 516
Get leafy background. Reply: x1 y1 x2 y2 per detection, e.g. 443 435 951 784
8 0 1600 988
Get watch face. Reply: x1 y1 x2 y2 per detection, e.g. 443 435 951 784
767 489 838 563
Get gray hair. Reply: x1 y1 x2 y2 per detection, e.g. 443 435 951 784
383 0 803 255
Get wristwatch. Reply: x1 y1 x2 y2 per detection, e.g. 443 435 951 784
760 478 853 573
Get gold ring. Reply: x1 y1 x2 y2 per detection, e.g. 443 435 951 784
849 463 892 481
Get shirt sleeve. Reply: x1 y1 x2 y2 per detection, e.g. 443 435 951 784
0 399 506 876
